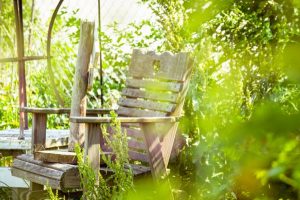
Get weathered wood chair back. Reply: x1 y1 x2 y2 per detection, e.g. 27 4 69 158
107 49 192 165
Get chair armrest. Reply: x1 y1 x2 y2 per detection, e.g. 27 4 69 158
21 107 115 115
70 116 180 123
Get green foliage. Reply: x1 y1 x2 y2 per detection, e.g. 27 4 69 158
0 0 27 129
0 188 11 200
100 111 133 197
46 185 64 200
75 144 99 199
141 0 190 51
140 0 300 199
75 111 133 200
177 0 300 199
0 155 13 167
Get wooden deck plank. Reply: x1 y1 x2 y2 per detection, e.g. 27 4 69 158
12 168 62 190
0 167 29 188
0 129 68 150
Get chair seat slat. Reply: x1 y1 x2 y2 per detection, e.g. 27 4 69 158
128 150 149 163
128 138 146 151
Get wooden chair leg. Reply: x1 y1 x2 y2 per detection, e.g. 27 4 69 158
32 113 47 158
160 122 178 167
142 123 166 179
84 123 100 179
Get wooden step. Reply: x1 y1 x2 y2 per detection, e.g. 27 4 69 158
12 154 150 190
12 154 80 191
35 149 116 164
35 149 77 164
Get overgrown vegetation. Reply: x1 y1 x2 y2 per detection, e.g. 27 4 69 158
74 111 133 200
46 185 63 200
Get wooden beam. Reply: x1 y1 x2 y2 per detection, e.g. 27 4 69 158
0 56 49 63
13 0 28 140
21 107 114 114
69 21 95 151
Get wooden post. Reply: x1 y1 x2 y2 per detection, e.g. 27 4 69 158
84 123 100 179
30 113 47 192
69 21 95 151
32 113 47 157
13 0 28 140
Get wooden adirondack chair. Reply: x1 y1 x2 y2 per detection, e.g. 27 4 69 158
11 49 192 191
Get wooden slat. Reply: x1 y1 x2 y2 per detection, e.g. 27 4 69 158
171 75 191 116
45 136 68 149
128 138 146 150
16 154 77 172
157 51 190 81
70 116 179 123
122 88 178 103
13 159 64 180
128 150 149 163
129 49 190 81
21 107 113 114
31 149 114 165
107 125 144 140
123 127 144 140
11 168 62 190
122 123 141 128
126 79 182 92
117 106 166 117
99 164 150 176
35 150 77 164
118 98 175 113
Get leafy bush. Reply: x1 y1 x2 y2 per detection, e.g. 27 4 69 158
75 112 133 200
142 0 300 199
